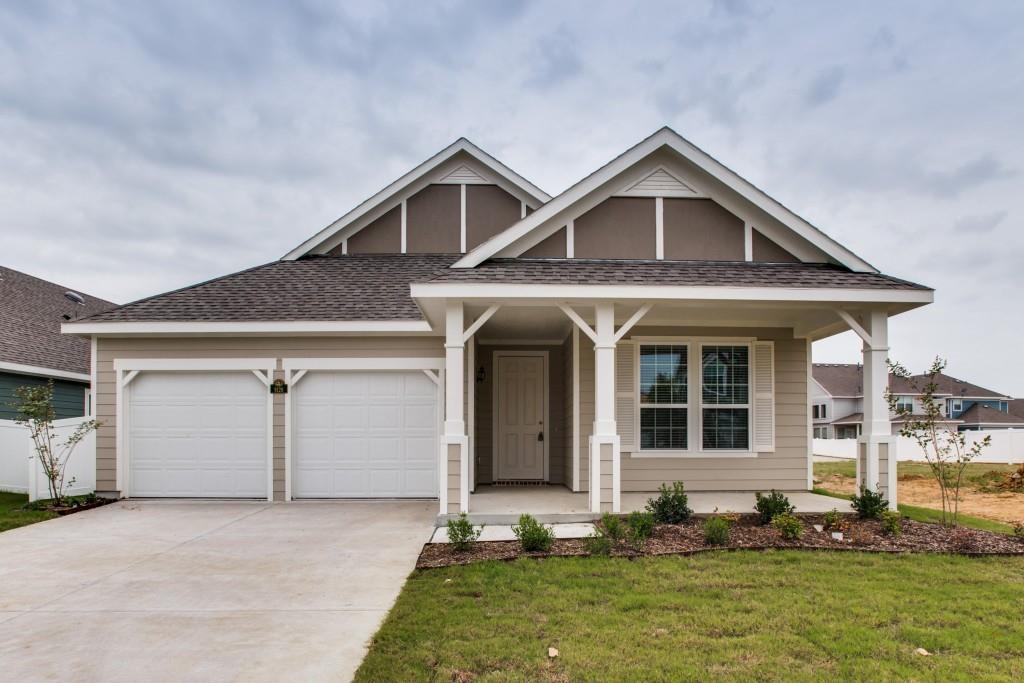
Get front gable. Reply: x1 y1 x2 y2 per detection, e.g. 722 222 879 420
456 127 876 272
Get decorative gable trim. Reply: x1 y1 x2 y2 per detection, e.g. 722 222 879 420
615 166 704 198
438 164 490 184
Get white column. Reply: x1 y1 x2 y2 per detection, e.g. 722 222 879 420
857 309 894 507
443 300 468 513
591 302 619 513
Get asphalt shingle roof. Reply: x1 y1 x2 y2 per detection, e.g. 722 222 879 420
958 404 1024 426
813 364 1008 399
0 266 115 375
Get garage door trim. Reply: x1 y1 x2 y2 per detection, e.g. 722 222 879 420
113 358 277 500
282 357 445 505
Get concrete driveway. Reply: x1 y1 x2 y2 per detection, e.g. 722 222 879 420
0 500 435 682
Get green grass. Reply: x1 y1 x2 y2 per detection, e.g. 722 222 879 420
811 487 1015 535
356 553 1024 682
814 460 1017 485
0 491 57 532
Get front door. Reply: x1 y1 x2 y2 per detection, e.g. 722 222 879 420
496 354 546 480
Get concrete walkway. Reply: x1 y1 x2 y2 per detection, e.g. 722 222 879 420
0 500 435 682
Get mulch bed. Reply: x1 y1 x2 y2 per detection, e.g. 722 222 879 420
417 514 1024 569
50 498 115 516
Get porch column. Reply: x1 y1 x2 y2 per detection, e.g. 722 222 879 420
591 302 619 513
443 299 468 514
856 309 897 509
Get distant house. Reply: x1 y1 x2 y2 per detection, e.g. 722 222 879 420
811 363 1020 438
0 266 114 419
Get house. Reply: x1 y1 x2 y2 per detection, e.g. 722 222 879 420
811 363 1018 437
62 128 933 513
0 266 114 420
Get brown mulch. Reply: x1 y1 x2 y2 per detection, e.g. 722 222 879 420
417 514 1024 569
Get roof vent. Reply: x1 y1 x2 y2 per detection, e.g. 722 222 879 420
64 291 85 306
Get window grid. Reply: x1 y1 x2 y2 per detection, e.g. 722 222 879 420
639 345 688 451
700 345 750 451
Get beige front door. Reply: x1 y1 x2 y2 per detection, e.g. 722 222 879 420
495 354 546 480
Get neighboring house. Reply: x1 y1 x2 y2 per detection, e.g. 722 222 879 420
811 363 1017 437
0 266 114 419
62 128 933 512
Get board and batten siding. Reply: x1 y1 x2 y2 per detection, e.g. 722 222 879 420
94 336 444 500
578 327 809 492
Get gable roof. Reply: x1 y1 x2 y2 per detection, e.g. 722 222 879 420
0 265 115 379
958 403 1024 426
813 363 1011 399
454 127 877 271
1008 399 1024 419
282 138 550 260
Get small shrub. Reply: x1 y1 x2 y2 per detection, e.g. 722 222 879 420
703 516 730 546
625 511 655 551
513 514 555 552
880 510 902 537
851 486 889 519
600 513 625 542
1014 521 1024 540
754 490 794 525
772 513 804 540
646 482 693 524
446 513 482 551
822 508 841 530
584 530 613 556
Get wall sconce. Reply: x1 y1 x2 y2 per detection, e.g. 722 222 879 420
476 366 486 383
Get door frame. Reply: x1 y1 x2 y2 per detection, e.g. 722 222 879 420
281 357 445 504
491 350 549 482
113 358 277 501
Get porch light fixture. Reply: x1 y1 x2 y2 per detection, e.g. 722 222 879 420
476 366 486 383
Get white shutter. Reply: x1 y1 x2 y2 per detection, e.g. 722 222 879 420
615 342 636 450
753 341 775 452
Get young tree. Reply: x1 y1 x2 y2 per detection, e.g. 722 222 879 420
887 357 990 527
12 381 100 506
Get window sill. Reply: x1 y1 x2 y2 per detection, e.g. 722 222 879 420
629 450 760 459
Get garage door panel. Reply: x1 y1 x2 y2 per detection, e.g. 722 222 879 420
293 370 438 499
128 372 267 498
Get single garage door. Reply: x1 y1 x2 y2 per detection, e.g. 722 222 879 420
292 371 438 498
128 371 268 497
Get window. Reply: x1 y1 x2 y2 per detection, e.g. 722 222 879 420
812 403 828 420
701 345 750 450
895 396 914 413
813 426 828 439
639 345 687 449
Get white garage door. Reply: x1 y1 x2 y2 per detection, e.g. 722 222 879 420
292 371 438 498
128 372 268 497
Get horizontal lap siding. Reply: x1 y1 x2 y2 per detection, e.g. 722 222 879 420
95 336 444 498
0 373 86 420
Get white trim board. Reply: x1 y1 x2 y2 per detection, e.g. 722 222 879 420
283 138 550 260
453 127 877 272
0 360 90 383
281 357 444 371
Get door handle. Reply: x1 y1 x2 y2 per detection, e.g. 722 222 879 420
537 431 544 442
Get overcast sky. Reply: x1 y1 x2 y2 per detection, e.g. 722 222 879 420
2 1 1022 394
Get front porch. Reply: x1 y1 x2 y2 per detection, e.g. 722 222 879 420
447 485 848 525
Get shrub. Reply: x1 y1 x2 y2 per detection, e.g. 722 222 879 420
822 508 842 530
754 490 795 525
1013 521 1024 540
584 530 613 556
772 513 804 540
703 516 730 546
513 514 555 552
851 486 889 519
625 511 655 551
880 510 902 537
600 513 625 542
646 482 693 524
446 513 482 551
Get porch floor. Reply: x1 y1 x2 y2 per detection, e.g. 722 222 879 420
454 485 850 525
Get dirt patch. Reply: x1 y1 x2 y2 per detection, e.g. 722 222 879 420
417 514 1024 569
815 473 1024 525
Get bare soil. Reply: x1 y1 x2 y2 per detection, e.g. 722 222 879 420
817 472 1024 524
417 514 1024 569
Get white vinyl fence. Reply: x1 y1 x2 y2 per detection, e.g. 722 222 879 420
0 417 96 501
814 429 1024 464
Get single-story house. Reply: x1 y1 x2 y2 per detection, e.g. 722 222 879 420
0 265 114 419
63 128 932 514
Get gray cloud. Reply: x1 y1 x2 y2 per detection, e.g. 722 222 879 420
803 66 846 107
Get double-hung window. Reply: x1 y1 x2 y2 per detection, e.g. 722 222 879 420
701 345 750 450
895 396 914 413
639 345 688 450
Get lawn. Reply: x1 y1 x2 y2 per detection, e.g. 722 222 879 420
0 491 57 532
814 460 1017 484
357 552 1024 682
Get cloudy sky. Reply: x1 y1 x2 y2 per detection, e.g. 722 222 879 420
2 1 1022 394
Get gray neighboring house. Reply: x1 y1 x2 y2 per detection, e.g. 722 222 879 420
811 363 1020 437
0 266 114 419
62 128 933 511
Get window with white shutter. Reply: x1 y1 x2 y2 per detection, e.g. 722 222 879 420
615 342 636 450
753 341 775 452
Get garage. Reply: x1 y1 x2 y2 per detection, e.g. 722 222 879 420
290 369 440 498
125 370 271 498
